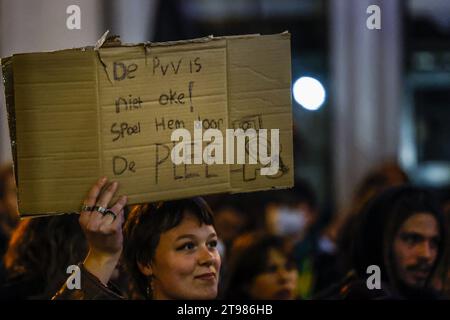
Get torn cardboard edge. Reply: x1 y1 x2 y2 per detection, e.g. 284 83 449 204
3 30 290 57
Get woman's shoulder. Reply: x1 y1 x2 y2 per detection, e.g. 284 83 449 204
52 264 124 300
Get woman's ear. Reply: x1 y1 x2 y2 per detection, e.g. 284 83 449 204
137 261 153 277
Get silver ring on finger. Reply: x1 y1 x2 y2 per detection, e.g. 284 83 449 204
81 204 94 212
103 209 117 221
93 205 107 214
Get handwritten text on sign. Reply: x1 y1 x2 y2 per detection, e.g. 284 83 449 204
99 48 231 192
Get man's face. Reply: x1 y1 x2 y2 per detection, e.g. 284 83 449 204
393 213 440 288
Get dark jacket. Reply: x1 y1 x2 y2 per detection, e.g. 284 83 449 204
52 264 123 300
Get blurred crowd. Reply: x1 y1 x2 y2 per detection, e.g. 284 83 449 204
0 160 449 300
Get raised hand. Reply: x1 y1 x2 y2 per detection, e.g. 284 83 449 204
79 177 127 285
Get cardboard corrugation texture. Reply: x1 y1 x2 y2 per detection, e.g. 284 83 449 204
1 32 293 216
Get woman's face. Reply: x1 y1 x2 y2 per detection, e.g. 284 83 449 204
248 248 298 300
148 213 221 300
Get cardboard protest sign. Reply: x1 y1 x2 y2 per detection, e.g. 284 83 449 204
1 32 294 216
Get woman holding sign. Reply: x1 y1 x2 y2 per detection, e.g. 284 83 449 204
53 177 221 300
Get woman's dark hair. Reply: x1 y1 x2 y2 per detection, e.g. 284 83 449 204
352 186 447 293
223 234 295 299
3 214 88 299
122 197 215 299
334 163 410 277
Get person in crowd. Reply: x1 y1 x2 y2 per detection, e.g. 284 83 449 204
212 196 248 260
223 234 298 300
209 196 249 294
319 186 447 299
264 181 322 299
0 163 19 263
0 214 88 299
54 177 221 300
265 183 319 251
317 161 410 287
